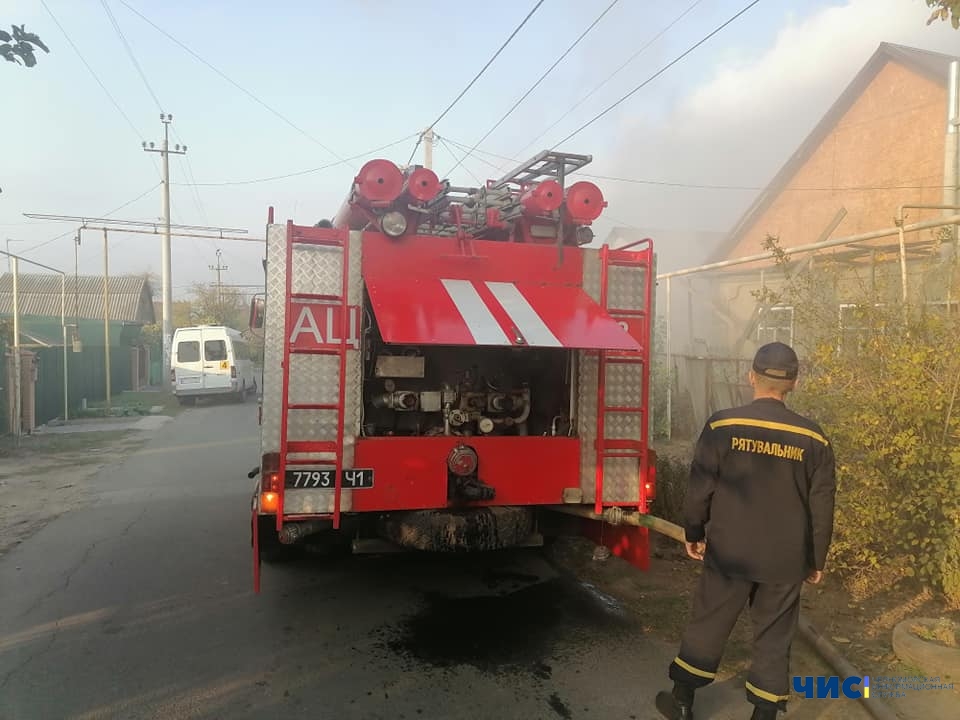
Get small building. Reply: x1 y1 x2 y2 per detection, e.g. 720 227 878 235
661 42 960 437
0 273 155 433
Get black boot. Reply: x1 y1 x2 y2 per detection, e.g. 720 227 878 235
749 705 779 720
655 682 695 720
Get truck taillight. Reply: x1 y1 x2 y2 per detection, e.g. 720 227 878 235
231 365 237 379
261 452 282 494
170 368 175 384
644 450 657 501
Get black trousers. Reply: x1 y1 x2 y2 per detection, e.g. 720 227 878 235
668 563 802 712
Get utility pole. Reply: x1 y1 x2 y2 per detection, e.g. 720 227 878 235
945 61 959 248
11 256 21 447
103 228 111 410
74 231 81 349
6 239 24 272
143 113 187 390
209 248 228 311
422 128 434 170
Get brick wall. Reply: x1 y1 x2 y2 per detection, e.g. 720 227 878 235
727 59 949 260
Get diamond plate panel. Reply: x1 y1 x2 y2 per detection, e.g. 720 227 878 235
576 248 646 504
604 362 645 407
288 354 340 406
342 232 365 465
260 225 364 475
582 249 601 302
291 245 343 297
261 224 288 455
602 457 639 503
604 411 643 440
608 265 648 311
284 488 353 514
577 352 599 503
287 409 338 442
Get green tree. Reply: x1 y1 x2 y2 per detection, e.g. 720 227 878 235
1 25 48 67
757 235 960 606
188 283 247 328
927 0 960 28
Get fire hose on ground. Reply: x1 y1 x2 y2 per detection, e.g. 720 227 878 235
548 505 901 720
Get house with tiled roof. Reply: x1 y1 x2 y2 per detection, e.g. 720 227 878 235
663 42 960 436
0 273 155 432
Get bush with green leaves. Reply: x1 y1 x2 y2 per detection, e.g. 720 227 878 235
757 236 960 605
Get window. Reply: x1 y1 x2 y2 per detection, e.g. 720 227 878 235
838 303 884 354
926 300 959 315
204 340 228 362
757 306 794 345
233 341 250 361
177 341 200 363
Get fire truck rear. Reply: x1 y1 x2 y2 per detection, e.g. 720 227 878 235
249 150 656 591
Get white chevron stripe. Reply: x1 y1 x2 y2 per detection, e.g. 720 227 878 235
440 279 511 345
485 281 562 347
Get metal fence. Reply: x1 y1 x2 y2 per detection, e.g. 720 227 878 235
2 345 134 434
36 346 134 425
666 354 752 439
0 336 7 435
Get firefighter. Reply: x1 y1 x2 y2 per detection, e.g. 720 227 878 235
655 341 837 720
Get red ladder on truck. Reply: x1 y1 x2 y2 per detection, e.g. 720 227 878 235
277 221 351 532
594 239 654 515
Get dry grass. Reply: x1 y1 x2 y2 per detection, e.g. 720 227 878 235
911 618 958 648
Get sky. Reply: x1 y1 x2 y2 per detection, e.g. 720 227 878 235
2 0 959 295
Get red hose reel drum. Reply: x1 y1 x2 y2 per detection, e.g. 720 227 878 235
520 179 563 216
353 159 404 206
404 167 442 203
564 181 606 224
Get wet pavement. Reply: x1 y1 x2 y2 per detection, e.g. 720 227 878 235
0 401 869 720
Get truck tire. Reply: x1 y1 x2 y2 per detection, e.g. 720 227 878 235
892 618 960 679
178 396 197 407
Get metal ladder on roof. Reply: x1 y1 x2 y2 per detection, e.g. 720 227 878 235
594 239 654 514
277 221 351 532
491 150 593 190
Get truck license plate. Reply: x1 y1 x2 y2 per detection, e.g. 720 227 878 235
284 469 374 489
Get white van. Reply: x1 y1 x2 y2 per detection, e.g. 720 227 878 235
171 326 257 406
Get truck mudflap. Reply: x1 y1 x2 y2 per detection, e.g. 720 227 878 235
377 507 535 552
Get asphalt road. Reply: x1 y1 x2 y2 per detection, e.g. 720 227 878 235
0 401 821 720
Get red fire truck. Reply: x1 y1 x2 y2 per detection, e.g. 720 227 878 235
249 150 656 592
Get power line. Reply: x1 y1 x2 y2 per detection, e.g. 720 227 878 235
552 0 763 147
512 0 705 159
19 183 162 255
103 0 210 249
425 0 546 133
39 0 163 181
100 0 162 112
171 126 211 226
406 135 425 167
438 137 483 185
445 0 621 177
117 0 344 161
173 134 418 187
39 1 148 147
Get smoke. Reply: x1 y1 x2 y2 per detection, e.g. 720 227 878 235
597 0 960 271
